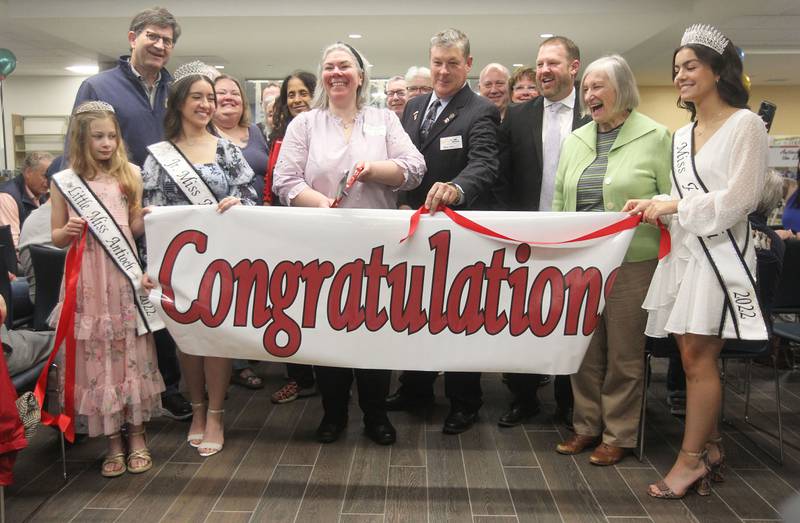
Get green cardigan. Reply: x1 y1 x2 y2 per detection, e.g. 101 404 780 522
553 110 672 262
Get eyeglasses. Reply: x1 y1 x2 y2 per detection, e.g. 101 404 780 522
407 85 433 94
513 85 538 92
143 31 174 48
386 89 407 98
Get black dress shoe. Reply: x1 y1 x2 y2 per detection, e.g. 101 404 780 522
161 393 193 421
497 403 541 427
316 420 346 443
364 422 397 445
385 391 433 411
443 410 479 434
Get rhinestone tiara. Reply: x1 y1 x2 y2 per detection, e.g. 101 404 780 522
74 100 115 114
681 23 729 55
172 60 214 84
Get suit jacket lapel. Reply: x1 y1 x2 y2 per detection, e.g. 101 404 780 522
530 99 545 176
420 85 470 151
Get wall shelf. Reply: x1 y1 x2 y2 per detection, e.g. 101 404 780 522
12 114 69 168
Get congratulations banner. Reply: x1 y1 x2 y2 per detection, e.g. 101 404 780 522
144 207 638 374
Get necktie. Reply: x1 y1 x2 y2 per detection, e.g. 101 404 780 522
539 101 564 212
420 100 441 140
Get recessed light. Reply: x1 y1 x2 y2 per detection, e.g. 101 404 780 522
66 64 99 74
349 34 362 39
540 33 554 38
214 65 225 69
513 63 524 67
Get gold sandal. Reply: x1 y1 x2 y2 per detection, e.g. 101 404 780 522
187 402 206 448
707 436 726 483
126 430 153 474
648 449 710 499
101 433 126 478
198 409 224 457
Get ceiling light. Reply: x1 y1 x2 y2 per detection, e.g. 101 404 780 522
513 63 524 67
540 33 554 38
348 34 362 39
66 64 99 75
214 65 225 69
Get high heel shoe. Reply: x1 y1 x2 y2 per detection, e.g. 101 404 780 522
187 402 205 448
198 408 224 457
706 436 726 483
648 449 711 499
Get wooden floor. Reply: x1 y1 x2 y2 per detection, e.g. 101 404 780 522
5 359 799 523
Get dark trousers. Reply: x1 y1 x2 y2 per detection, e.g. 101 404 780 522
287 363 315 388
666 356 686 393
154 329 182 397
505 373 573 412
315 366 390 426
398 370 482 413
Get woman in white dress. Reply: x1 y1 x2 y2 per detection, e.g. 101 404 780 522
624 24 768 499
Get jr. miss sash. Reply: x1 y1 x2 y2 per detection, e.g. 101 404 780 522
52 170 165 335
147 141 219 205
672 124 767 340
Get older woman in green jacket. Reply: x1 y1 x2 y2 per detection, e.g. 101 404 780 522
552 55 671 465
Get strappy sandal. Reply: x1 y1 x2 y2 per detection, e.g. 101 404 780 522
648 449 711 499
707 436 726 483
101 433 127 478
187 402 206 448
126 430 153 474
198 408 224 457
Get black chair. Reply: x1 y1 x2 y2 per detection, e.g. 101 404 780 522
29 245 66 331
638 335 780 463
0 225 33 329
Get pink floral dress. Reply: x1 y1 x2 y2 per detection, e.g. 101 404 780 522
52 174 164 437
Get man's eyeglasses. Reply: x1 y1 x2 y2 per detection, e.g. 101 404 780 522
144 31 174 48
407 85 433 94
386 89 407 98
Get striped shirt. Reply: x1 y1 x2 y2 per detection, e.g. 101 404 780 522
576 126 621 212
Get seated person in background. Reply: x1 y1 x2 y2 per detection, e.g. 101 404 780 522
777 150 800 240
18 157 65 303
751 172 787 319
0 151 53 249
1 294 54 377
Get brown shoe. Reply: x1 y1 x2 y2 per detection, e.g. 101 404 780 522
589 443 626 466
556 434 599 455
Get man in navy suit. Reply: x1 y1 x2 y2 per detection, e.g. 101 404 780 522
386 28 500 435
494 36 590 429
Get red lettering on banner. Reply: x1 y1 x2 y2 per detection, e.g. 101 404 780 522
156 227 623 354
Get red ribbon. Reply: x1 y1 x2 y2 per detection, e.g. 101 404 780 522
33 223 88 443
402 206 671 260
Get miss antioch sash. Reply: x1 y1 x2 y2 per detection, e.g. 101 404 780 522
52 170 165 335
672 124 767 341
147 141 219 205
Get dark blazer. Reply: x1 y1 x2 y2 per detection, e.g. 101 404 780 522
400 84 500 210
496 92 589 210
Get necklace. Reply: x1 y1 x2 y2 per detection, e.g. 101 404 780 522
695 110 728 137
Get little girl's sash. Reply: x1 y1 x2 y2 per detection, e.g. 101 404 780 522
671 124 767 340
52 170 164 335
147 141 219 205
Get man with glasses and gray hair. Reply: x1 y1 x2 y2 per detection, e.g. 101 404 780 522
66 7 193 422
384 75 408 118
404 66 433 99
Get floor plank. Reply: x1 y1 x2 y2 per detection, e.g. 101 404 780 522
460 420 516 516
385 466 426 523
504 466 561 523
341 437 391 514
251 464 312 523
426 430 472 522
116 462 201 523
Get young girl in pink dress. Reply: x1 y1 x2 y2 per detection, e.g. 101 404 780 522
51 101 164 477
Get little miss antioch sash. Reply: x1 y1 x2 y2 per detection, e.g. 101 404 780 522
52 170 165 336
671 124 768 340
147 141 219 205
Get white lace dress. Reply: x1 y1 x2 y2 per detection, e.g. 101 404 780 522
643 109 768 338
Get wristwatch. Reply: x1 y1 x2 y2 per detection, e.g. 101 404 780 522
446 182 465 205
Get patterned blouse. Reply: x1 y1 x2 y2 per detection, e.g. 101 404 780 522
141 137 258 207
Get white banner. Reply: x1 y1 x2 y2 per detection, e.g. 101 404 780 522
144 207 636 374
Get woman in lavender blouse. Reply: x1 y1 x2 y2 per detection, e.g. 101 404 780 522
273 42 426 446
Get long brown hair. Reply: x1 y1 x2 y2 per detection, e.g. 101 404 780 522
67 110 141 213
164 75 217 141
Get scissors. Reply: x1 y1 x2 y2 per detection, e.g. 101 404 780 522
331 164 365 208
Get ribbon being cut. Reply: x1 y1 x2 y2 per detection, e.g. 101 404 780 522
143 206 657 375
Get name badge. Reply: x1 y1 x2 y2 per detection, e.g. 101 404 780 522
440 136 463 151
364 124 387 136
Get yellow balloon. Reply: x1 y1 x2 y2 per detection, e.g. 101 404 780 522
743 74 751 93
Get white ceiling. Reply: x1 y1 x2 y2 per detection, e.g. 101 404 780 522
0 0 798 86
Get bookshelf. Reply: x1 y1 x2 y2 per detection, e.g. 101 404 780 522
12 114 69 169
